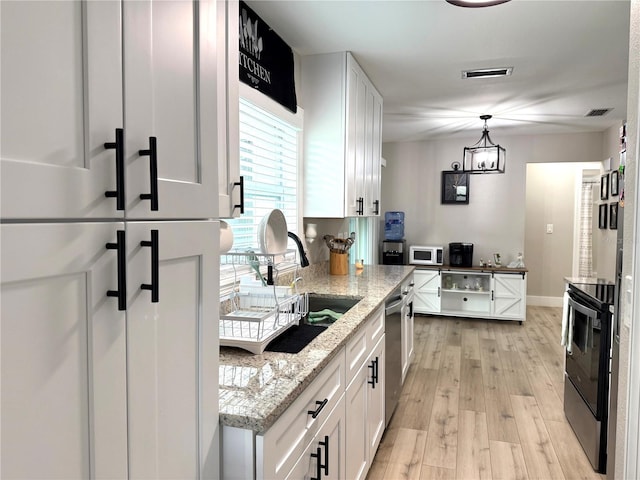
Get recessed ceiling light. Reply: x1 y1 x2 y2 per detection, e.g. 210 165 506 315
462 67 513 79
446 0 511 7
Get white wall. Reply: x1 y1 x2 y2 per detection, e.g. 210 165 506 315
381 131 605 284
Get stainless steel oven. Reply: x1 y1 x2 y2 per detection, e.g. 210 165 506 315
564 281 614 474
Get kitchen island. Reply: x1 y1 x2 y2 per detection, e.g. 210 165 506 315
219 263 415 434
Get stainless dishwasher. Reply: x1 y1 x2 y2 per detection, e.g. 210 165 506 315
385 288 403 426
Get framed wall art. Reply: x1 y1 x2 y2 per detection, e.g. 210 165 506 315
599 203 608 229
610 170 619 196
600 173 609 200
610 202 618 229
441 171 470 204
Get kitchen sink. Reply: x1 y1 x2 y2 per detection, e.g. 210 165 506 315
265 294 362 354
304 294 363 326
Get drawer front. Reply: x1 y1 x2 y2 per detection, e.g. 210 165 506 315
259 349 345 479
346 305 385 386
366 306 385 348
345 326 368 386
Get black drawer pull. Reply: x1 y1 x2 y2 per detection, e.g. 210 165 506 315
233 176 245 214
319 435 329 475
368 357 379 388
310 446 322 480
140 229 159 303
307 398 328 419
139 137 159 211
104 128 125 211
106 230 126 310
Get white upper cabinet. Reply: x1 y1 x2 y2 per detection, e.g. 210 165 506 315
217 0 242 218
1 1 124 219
302 52 383 218
123 0 218 219
1 0 221 220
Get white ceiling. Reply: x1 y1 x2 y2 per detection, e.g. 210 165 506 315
246 0 631 143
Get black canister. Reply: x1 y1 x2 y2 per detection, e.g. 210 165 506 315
449 242 473 267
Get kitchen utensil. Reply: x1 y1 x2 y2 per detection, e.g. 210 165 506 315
258 209 288 254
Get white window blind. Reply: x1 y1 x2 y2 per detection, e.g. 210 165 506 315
230 98 299 248
222 94 302 291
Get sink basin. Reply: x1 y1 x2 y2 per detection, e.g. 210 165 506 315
264 294 362 354
304 294 362 326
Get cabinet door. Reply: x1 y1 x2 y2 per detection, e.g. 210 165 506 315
414 270 442 313
287 397 346 480
345 365 369 480
365 89 383 216
218 0 242 218
492 273 527 320
123 0 218 219
344 55 366 217
401 301 414 383
126 220 219 478
1 1 124 220
1 223 128 479
367 337 386 459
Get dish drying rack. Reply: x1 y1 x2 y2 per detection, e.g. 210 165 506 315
220 250 307 354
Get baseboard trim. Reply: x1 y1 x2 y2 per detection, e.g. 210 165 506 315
527 295 563 307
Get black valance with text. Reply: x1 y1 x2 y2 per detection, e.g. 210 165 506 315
239 1 297 113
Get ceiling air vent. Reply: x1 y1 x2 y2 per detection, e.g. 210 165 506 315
462 67 513 79
585 108 613 117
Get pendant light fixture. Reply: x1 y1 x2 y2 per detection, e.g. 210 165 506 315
463 115 506 174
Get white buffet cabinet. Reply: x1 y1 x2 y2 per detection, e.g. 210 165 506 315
222 306 385 480
414 267 527 323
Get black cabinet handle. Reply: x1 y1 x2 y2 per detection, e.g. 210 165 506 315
356 197 364 215
319 435 329 476
310 446 322 480
140 229 159 303
139 137 159 211
374 356 379 385
307 398 328 419
373 199 380 215
104 128 125 211
106 230 127 310
368 359 376 387
233 176 245 214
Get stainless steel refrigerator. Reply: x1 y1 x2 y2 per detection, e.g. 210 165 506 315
607 205 623 479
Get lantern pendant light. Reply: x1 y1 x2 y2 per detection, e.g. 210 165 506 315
463 115 506 174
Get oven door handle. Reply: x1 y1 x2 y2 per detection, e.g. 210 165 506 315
568 296 599 319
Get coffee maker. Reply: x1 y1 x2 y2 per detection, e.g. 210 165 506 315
449 242 473 267
382 239 407 265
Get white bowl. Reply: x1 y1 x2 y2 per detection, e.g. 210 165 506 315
220 220 234 253
258 209 288 254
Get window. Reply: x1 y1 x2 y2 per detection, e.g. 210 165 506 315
222 85 303 292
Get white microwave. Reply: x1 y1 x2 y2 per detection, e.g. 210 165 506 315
409 245 444 265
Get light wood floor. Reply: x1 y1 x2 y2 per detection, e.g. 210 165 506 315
368 306 606 480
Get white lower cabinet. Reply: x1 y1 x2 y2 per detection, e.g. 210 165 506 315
222 350 345 480
414 268 527 322
0 221 219 479
285 397 346 480
345 308 386 480
222 305 389 480
401 274 415 384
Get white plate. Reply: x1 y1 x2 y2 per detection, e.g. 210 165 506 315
258 209 288 254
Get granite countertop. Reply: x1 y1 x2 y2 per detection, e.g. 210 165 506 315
415 264 528 274
219 264 415 434
564 276 615 285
